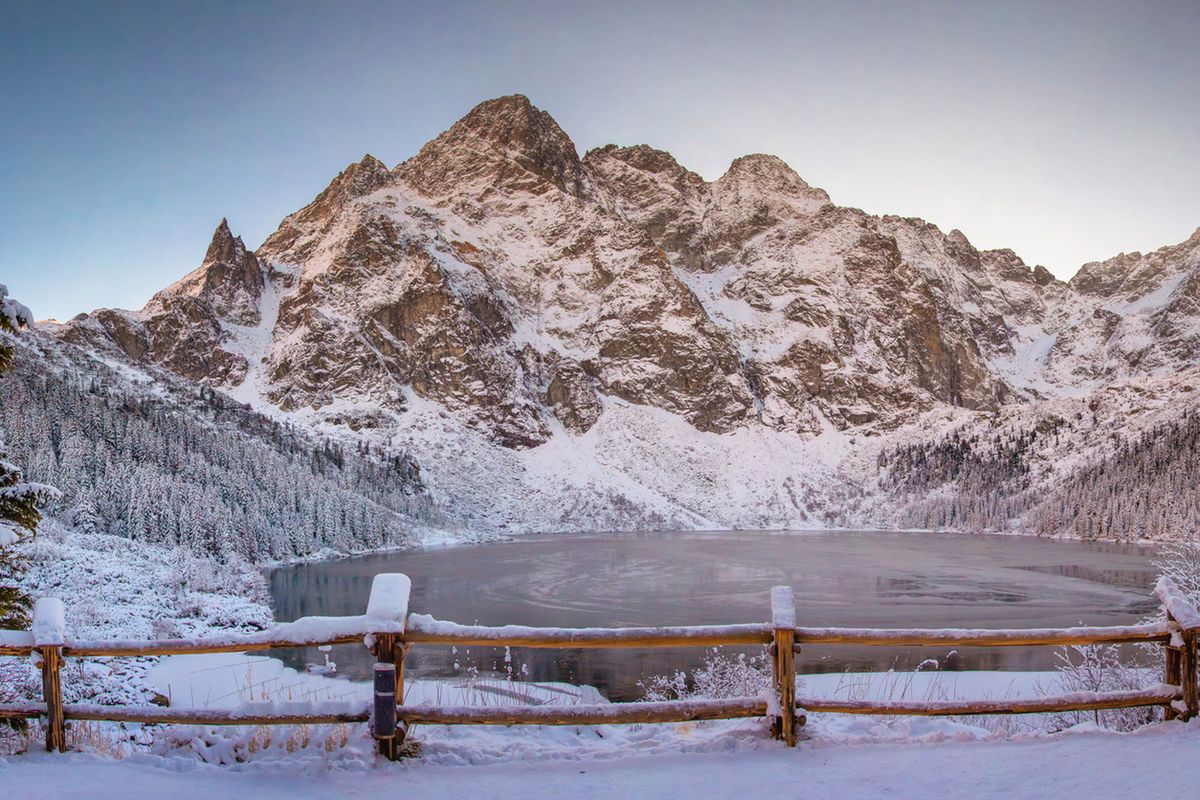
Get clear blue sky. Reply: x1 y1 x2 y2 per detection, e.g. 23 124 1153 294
2 0 1198 321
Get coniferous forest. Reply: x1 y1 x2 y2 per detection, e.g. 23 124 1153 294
880 406 1200 541
0 334 433 562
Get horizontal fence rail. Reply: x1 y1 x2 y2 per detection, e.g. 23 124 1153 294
61 704 370 726
1 573 1197 759
791 623 1175 647
796 686 1181 717
404 616 775 648
397 697 770 727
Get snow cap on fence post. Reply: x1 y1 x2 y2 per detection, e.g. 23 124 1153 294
1156 576 1200 631
771 586 795 629
366 573 411 632
32 597 66 646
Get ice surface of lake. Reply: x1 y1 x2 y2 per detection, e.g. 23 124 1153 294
268 531 1157 700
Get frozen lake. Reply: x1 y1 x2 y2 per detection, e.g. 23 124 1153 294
268 530 1158 700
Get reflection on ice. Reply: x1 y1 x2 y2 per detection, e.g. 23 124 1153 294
269 530 1156 701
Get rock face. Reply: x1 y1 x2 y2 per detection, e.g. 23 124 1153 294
1046 227 1200 382
54 95 1200 452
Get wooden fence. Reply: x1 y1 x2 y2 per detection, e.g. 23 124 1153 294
1 573 1198 759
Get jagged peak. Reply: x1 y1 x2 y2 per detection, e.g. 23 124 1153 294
1070 226 1200 297
149 218 264 325
1032 265 1057 286
357 153 387 171
583 144 708 207
721 153 802 183
453 94 559 145
256 154 393 259
204 217 247 265
396 94 589 198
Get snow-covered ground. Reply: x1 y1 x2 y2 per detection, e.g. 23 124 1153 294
7 719 1200 800
10 643 1195 798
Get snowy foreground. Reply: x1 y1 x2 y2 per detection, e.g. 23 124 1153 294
6 652 1198 799
6 720 1200 800
7 528 1195 798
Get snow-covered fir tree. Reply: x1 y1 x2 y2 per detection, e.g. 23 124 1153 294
0 286 61 626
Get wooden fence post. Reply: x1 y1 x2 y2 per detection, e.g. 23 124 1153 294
1181 630 1198 721
365 574 411 761
1164 611 1181 721
32 598 67 752
770 586 797 747
1155 576 1200 721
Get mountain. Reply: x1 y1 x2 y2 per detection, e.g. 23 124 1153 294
45 94 1200 540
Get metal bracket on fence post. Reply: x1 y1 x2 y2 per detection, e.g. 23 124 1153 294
770 586 797 747
372 661 397 749
373 634 400 760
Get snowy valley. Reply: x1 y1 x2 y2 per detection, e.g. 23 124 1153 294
5 92 1200 794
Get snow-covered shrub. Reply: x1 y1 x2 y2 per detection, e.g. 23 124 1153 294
1037 527 1200 732
640 648 773 701
168 546 270 617
0 656 40 754
1044 644 1157 732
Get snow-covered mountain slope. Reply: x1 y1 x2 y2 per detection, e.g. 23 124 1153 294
870 368 1200 539
44 94 1200 540
1 329 435 560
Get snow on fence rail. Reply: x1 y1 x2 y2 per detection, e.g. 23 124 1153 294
1 574 1199 759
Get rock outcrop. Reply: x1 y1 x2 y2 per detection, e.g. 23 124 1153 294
57 219 259 384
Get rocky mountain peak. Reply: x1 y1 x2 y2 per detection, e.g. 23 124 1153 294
204 217 243 264
718 154 830 203
1070 229 1200 300
396 94 590 198
54 218 258 386
305 153 393 212
152 218 264 326
1070 250 1153 298
587 144 701 182
258 154 393 260
1031 265 1057 286
341 153 391 196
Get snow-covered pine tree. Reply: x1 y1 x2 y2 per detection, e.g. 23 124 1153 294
0 285 61 626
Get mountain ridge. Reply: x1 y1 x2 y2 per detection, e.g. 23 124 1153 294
42 94 1200 539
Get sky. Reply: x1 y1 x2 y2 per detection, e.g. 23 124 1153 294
2 0 1198 322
